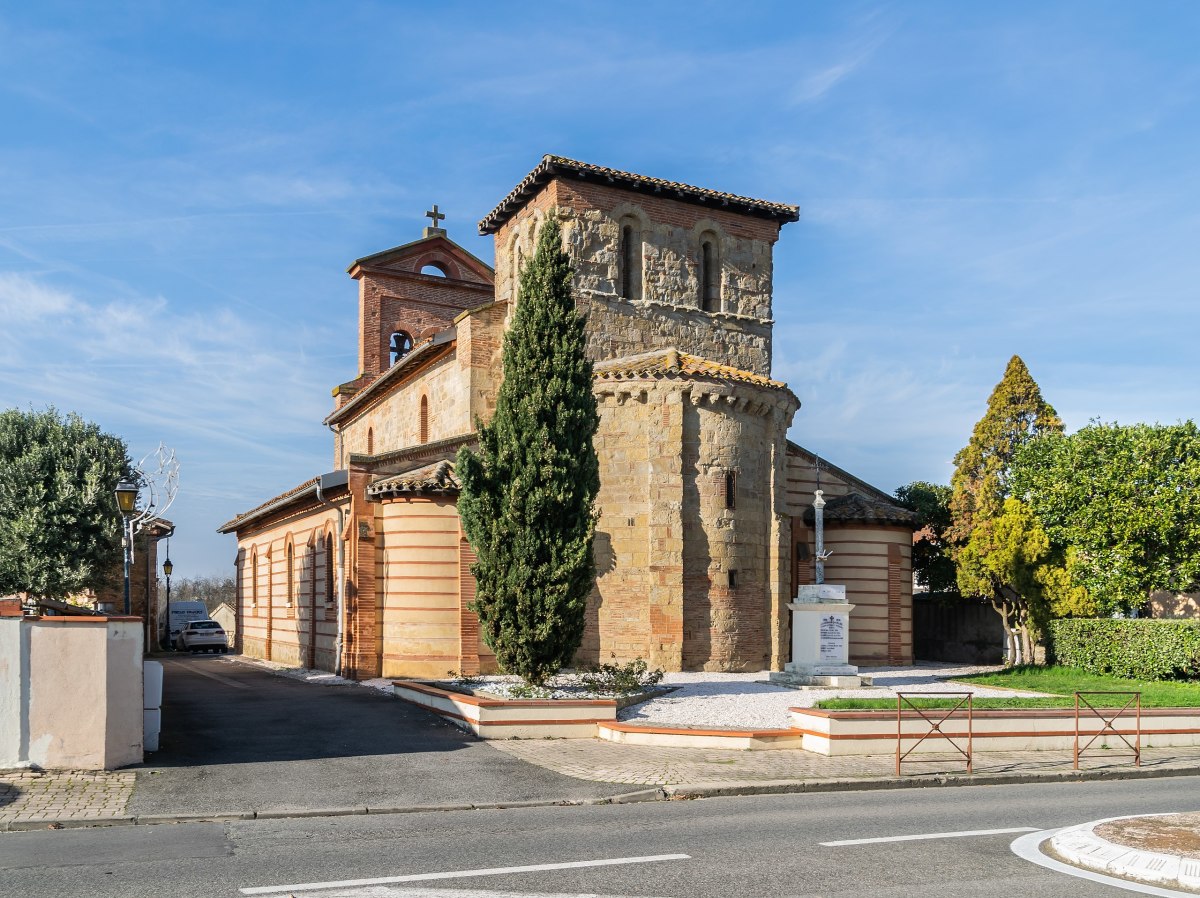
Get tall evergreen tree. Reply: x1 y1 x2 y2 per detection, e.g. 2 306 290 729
0 407 133 599
949 356 1063 663
949 356 1063 544
455 218 600 685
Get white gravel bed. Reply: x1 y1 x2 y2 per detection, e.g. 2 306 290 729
224 656 1050 732
617 663 1051 730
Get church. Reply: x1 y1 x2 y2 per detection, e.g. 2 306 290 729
218 155 916 680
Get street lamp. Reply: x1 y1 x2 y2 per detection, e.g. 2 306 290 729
114 481 139 615
162 554 173 650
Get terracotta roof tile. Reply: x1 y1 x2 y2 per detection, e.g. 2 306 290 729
368 460 460 498
479 155 800 234
593 348 790 391
217 477 320 533
802 492 917 528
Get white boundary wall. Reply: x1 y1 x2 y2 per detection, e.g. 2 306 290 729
0 616 143 770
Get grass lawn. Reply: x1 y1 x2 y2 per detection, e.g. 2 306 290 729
817 666 1200 710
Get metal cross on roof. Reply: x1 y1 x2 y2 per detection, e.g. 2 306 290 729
425 204 445 228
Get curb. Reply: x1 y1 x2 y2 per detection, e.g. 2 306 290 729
0 789 666 832
4 764 1199 832
663 761 1200 801
1049 814 1200 892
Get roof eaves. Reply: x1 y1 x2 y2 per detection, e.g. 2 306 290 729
479 155 800 235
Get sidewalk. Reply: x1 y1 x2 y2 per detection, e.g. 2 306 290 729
5 743 1200 831
0 769 134 830
488 738 1200 792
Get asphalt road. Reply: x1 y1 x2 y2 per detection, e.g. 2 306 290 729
132 655 623 817
4 773 1198 897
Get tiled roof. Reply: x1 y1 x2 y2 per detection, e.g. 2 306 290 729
803 492 917 528
479 155 800 234
593 348 790 391
367 460 460 498
217 477 320 533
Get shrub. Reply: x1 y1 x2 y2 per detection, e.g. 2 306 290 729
579 657 664 695
1048 618 1200 680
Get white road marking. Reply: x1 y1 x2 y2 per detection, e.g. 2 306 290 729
1011 829 1197 897
821 826 1039 846
266 888 662 897
239 853 691 896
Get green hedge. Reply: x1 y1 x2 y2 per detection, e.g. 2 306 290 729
1049 619 1200 680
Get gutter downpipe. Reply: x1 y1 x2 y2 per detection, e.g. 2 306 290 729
322 424 348 678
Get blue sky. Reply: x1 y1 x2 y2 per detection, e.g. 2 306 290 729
3 1 1199 577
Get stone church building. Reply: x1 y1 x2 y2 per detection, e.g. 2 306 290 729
218 156 916 680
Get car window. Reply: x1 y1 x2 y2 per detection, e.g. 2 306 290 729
191 621 220 629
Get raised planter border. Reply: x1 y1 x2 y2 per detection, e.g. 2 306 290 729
393 680 616 739
791 706 1200 755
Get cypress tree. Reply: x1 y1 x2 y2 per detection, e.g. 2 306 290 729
949 355 1063 663
455 217 600 685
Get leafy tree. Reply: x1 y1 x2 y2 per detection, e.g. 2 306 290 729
949 356 1063 662
0 408 132 599
1012 421 1200 615
456 218 600 685
894 481 957 595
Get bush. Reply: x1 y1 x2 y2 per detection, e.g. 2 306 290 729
1048 619 1200 680
579 657 664 695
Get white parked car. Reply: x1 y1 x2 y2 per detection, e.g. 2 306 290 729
176 620 229 653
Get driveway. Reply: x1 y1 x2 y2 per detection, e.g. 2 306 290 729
131 655 624 817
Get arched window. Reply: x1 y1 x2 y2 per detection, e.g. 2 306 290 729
286 541 295 607
420 262 448 278
513 245 524 296
390 331 414 366
618 219 642 301
699 236 719 312
419 394 429 444
324 535 334 607
250 550 258 610
366 428 374 455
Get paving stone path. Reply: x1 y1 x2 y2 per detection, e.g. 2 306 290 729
0 769 134 828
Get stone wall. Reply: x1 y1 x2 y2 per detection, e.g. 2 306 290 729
583 376 795 672
492 178 782 375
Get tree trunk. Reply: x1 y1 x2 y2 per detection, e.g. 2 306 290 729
990 596 1017 665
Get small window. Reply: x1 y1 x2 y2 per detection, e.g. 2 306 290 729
390 331 414 366
700 236 719 312
618 220 642 301
286 543 295 607
419 395 429 444
725 471 736 509
250 553 258 609
728 570 739 589
324 537 334 606
367 428 374 455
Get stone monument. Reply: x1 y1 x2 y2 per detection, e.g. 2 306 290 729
769 487 864 688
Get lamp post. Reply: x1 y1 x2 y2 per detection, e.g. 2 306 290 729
162 554 173 650
114 481 139 616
